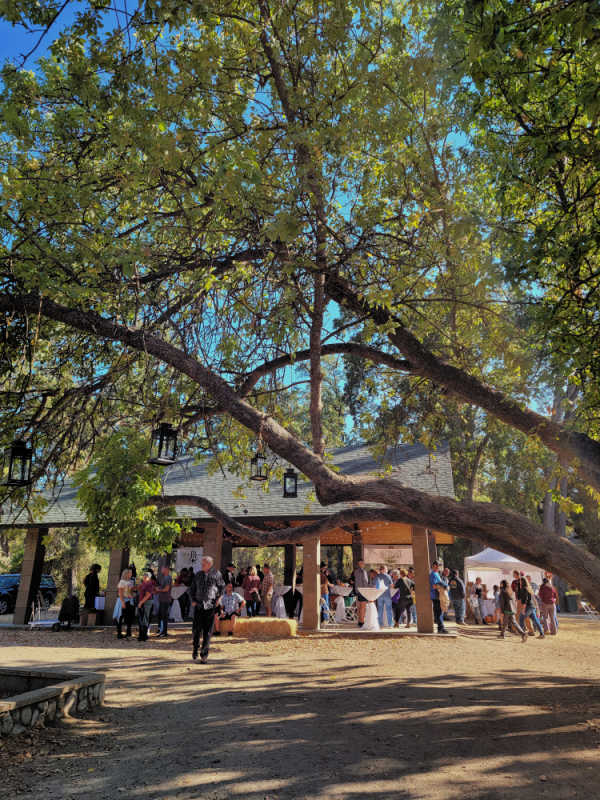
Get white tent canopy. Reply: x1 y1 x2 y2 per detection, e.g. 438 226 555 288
464 548 545 589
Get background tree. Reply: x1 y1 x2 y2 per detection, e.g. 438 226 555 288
73 429 181 552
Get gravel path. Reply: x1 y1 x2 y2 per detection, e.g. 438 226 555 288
1 620 599 799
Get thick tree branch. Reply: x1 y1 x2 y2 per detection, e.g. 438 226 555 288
132 246 266 286
151 484 600 605
325 272 600 491
236 342 411 396
0 292 345 495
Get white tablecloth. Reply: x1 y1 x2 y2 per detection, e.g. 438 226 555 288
481 598 495 618
273 595 287 618
363 602 380 631
169 599 183 622
334 595 353 623
169 585 190 622
357 587 386 631
330 585 352 597
358 586 386 603
272 585 292 617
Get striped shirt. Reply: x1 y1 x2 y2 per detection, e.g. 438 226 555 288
220 592 244 615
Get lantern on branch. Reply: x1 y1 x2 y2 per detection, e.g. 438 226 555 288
250 449 268 482
148 423 178 465
3 440 33 487
283 467 298 498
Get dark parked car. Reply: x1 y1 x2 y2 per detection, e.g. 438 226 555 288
0 574 57 615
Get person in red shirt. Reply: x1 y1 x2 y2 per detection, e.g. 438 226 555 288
538 577 558 635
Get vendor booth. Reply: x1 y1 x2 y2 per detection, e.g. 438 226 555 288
464 548 544 593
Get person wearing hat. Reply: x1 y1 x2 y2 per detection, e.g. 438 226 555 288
221 562 237 586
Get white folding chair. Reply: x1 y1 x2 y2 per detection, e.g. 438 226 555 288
581 601 600 618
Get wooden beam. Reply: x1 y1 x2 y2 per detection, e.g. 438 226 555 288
221 537 233 569
13 527 47 625
283 544 297 617
301 536 320 631
412 525 434 633
203 522 224 570
428 529 438 564
351 528 364 570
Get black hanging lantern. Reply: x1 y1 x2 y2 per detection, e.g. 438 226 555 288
4 440 33 487
283 467 298 498
148 423 178 465
250 449 268 482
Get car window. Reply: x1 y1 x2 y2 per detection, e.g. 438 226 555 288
0 576 19 589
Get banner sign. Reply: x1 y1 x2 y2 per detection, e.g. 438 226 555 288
363 546 413 567
174 547 204 573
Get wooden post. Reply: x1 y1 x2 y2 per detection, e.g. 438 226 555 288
283 544 297 617
412 525 434 633
351 528 364 570
221 537 233 569
105 548 130 622
203 522 224 570
428 530 438 565
13 527 47 625
284 544 296 585
301 536 320 631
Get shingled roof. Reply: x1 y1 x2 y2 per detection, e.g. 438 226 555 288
0 441 455 528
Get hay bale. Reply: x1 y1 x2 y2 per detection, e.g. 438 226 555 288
234 617 297 638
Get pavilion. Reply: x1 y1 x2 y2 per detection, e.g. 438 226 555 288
1 441 456 632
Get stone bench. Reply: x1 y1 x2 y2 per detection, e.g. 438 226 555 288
0 667 105 738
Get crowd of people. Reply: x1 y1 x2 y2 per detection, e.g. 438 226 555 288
101 554 561 661
429 562 559 640
320 560 559 641
107 558 280 659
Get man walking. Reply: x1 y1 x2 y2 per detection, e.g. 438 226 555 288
190 555 225 663
429 561 449 634
353 559 369 628
156 565 173 638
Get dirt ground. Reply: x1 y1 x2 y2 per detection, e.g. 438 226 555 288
1 620 599 800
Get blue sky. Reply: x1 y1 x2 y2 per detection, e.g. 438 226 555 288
1 10 75 66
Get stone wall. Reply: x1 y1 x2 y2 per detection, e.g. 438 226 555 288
0 668 105 738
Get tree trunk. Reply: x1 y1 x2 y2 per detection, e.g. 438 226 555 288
309 272 326 457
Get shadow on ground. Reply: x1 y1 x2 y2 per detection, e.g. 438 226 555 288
1 629 600 800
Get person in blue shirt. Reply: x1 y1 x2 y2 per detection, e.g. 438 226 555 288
375 565 394 627
429 561 449 634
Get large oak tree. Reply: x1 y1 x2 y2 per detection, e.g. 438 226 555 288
2 1 600 600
